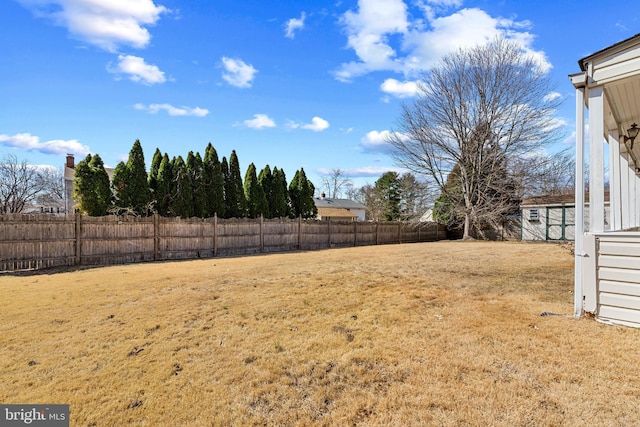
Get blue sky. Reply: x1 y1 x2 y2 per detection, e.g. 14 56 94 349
1 0 638 192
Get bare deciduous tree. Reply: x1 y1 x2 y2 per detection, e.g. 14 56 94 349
510 148 575 199
36 166 64 206
320 168 353 199
0 154 62 214
388 38 561 239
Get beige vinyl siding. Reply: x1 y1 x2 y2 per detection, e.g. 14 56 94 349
595 234 640 327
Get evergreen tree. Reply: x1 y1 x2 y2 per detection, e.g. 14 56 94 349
73 154 112 216
374 171 402 221
171 156 193 218
271 167 290 218
244 163 269 218
111 161 128 213
187 151 207 218
433 164 463 227
225 150 247 218
204 143 225 218
258 165 275 218
113 139 152 215
155 153 173 216
221 156 231 218
289 168 317 218
149 147 162 200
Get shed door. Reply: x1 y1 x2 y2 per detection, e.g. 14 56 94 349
546 206 574 241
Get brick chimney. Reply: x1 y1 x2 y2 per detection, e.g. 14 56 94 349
66 154 75 169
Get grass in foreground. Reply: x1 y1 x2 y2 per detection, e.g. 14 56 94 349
1 241 639 426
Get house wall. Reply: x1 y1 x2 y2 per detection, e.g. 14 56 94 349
350 208 366 222
588 232 640 327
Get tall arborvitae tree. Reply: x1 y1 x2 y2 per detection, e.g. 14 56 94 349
204 143 225 218
289 168 317 219
113 139 152 215
171 156 193 219
244 163 269 218
271 167 290 218
225 150 247 218
258 165 275 218
148 147 162 202
187 151 207 218
221 156 231 218
111 161 128 213
155 153 173 216
73 154 112 216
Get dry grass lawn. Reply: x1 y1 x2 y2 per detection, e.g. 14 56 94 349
1 241 639 426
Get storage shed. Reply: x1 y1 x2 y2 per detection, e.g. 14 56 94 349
520 193 610 241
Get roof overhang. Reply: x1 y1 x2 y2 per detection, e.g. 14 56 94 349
571 34 640 164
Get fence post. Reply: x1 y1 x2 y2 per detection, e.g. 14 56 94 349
213 214 218 257
298 215 302 250
154 213 159 261
353 221 357 247
75 212 82 265
328 218 332 248
260 215 264 253
375 222 379 245
398 221 402 244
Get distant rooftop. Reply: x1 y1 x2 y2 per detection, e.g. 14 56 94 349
313 196 366 209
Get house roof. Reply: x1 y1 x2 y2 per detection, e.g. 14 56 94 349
317 207 358 218
314 197 366 210
578 33 640 71
521 192 610 206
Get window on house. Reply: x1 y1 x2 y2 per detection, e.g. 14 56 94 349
529 209 540 221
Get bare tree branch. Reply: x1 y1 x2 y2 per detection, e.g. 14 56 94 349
320 168 353 199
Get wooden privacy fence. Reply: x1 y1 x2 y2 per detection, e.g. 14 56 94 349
0 214 447 272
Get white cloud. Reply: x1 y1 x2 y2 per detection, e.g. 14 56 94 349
109 54 166 85
317 166 405 177
360 130 410 154
335 1 551 81
380 78 418 98
17 0 168 52
287 117 330 132
544 91 562 102
134 103 209 117
335 0 409 81
221 57 258 88
241 114 276 129
0 133 90 156
285 12 306 39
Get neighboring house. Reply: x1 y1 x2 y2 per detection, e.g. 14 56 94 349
521 193 610 241
63 154 75 215
419 209 434 222
63 154 115 215
571 33 640 327
314 194 366 222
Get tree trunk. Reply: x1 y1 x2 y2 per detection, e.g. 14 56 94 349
463 211 471 240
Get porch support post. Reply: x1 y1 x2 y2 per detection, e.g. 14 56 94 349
588 86 606 233
609 130 621 230
620 148 631 229
574 85 586 318
635 171 640 227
